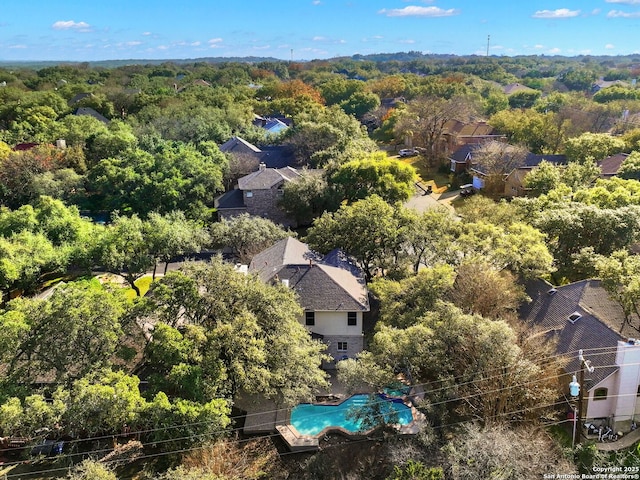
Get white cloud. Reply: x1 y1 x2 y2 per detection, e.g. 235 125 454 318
606 0 640 4
142 32 152 36
379 6 461 17
52 20 91 31
191 41 201 47
313 36 327 41
9 44 27 49
208 38 223 44
534 44 545 49
607 9 640 17
253 45 271 50
606 43 615 49
312 0 321 4
399 39 416 44
157 45 169 50
548 47 562 54
532 9 580 19
126 41 142 46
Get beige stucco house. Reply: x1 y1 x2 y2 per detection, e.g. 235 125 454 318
249 237 369 368
522 279 640 433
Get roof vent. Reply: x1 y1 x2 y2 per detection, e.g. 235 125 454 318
547 288 558 296
568 312 582 324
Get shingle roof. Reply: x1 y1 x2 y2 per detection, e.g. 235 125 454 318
215 189 246 210
520 279 627 389
248 238 369 312
219 136 262 155
598 153 628 177
503 83 537 95
249 237 320 282
238 166 301 190
73 107 109 124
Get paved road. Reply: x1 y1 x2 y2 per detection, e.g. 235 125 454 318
404 189 459 215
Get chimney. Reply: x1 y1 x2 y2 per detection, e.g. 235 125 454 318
259 162 266 171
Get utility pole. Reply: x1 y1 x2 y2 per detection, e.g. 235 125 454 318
576 349 594 444
486 35 490 57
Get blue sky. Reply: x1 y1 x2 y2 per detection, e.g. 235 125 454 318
2 0 640 61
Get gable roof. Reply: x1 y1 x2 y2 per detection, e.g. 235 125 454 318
249 237 369 311
238 166 302 190
503 83 537 95
598 153 628 177
520 279 630 389
249 237 320 282
73 107 109 124
220 136 262 155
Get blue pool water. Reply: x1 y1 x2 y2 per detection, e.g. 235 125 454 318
291 394 413 436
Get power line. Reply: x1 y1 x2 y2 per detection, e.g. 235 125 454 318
4 353 635 477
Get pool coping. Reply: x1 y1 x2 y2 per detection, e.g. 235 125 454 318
278 392 425 451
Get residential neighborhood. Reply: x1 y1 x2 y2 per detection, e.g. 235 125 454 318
3 52 640 479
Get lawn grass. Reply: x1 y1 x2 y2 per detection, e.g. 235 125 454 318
124 275 154 300
391 152 452 193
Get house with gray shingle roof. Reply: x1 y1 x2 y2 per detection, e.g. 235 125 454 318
521 279 640 432
216 164 321 227
249 237 369 368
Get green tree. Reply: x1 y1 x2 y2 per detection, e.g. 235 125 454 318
59 369 145 436
523 160 562 196
328 151 417 204
370 265 455 328
87 141 227 220
489 108 565 154
564 132 625 163
306 195 408 281
142 259 329 404
146 211 210 278
403 207 457 273
507 89 541 109
369 302 556 424
285 105 377 167
209 214 292 264
98 214 154 296
593 249 640 332
618 151 640 181
280 172 341 226
0 280 128 384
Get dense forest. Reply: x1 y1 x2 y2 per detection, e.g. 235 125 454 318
1 53 640 479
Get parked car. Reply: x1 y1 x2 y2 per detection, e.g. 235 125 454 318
398 148 417 157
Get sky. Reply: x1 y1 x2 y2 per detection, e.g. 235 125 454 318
3 0 640 62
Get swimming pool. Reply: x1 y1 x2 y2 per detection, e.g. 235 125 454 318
290 394 414 436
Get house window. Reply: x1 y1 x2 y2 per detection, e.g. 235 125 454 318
245 191 253 198
637 385 640 397
277 188 284 196
347 312 357 326
337 342 348 352
305 311 315 326
594 388 608 401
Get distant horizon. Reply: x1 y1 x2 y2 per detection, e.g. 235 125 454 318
4 50 640 69
3 1 640 63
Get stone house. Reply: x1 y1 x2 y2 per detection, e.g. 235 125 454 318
215 164 319 227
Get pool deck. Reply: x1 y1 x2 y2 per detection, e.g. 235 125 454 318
235 373 426 452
